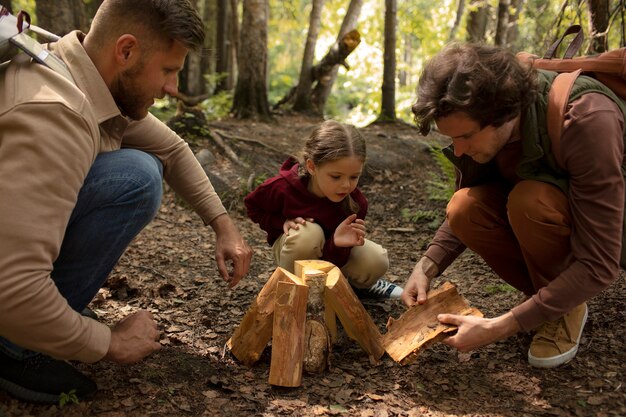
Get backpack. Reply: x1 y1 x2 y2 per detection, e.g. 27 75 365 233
518 25 626 269
0 7 72 81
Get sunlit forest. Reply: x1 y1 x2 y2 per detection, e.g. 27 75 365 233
6 0 626 125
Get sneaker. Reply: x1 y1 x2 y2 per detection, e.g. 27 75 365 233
0 350 97 403
354 279 404 300
528 303 588 368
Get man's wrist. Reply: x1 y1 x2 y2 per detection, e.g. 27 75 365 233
420 256 439 278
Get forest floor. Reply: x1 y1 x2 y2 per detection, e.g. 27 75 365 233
1 115 624 417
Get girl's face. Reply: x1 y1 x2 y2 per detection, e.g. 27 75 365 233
306 156 364 202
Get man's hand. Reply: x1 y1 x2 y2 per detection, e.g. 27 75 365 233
437 311 521 352
283 217 314 235
211 214 252 288
333 214 366 247
103 310 161 364
401 256 438 307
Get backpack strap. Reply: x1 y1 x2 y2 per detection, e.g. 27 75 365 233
546 69 582 168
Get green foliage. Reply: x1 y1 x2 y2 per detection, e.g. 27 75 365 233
401 207 442 230
59 389 79 407
426 146 456 202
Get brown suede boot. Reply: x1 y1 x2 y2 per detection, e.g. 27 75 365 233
528 303 588 368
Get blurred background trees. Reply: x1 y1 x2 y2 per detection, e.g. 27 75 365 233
9 0 626 125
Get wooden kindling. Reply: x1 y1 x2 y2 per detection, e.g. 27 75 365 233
381 281 483 365
227 260 384 387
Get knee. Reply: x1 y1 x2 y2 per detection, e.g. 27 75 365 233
508 181 569 232
123 150 163 217
446 188 474 233
284 222 325 250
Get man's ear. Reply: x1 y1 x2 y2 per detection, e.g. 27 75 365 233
114 34 139 67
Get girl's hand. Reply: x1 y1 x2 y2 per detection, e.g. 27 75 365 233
283 217 314 235
333 214 366 247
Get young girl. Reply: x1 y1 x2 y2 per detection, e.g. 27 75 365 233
244 120 402 299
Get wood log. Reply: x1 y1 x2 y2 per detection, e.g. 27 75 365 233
268 280 308 387
302 269 330 374
324 267 385 361
294 261 342 343
382 281 483 365
227 268 302 366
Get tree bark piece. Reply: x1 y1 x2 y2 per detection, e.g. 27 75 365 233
382 281 483 365
268 280 308 387
227 268 302 366
324 267 385 362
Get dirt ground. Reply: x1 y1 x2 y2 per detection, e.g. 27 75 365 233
1 115 624 417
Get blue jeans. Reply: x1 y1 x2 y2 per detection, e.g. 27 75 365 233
0 149 163 359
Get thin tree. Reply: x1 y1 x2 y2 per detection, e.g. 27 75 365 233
214 0 230 93
292 0 325 114
587 0 610 52
227 0 240 90
466 0 490 43
377 0 397 122
311 0 363 114
448 0 465 42
231 0 271 120
506 0 524 50
495 0 510 46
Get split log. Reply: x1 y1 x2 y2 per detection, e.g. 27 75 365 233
302 269 330 374
268 280 308 387
227 268 301 366
324 267 385 362
294 260 337 343
382 281 483 365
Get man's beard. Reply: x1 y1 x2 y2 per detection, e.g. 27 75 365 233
111 66 150 120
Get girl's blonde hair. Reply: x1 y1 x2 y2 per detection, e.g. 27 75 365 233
297 120 366 214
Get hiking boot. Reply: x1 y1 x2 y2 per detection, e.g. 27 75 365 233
354 279 403 300
528 303 588 368
0 350 97 403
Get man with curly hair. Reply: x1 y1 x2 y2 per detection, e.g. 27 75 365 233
403 43 625 368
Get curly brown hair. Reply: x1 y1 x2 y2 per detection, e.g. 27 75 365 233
411 43 538 135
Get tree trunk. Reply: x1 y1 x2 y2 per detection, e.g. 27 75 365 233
215 0 230 93
448 0 465 42
35 0 88 36
0 1 11 13
227 0 240 90
466 0 490 43
179 0 211 97
587 0 610 53
495 0 510 46
231 0 271 120
398 34 414 87
506 0 524 50
292 0 325 114
378 0 397 122
311 0 363 115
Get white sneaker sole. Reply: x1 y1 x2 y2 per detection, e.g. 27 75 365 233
528 304 588 368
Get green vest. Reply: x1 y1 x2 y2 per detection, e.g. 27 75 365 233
443 70 626 266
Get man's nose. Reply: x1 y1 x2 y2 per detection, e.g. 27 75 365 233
163 76 178 97
452 139 468 157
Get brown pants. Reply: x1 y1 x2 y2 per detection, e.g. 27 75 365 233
447 180 572 295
